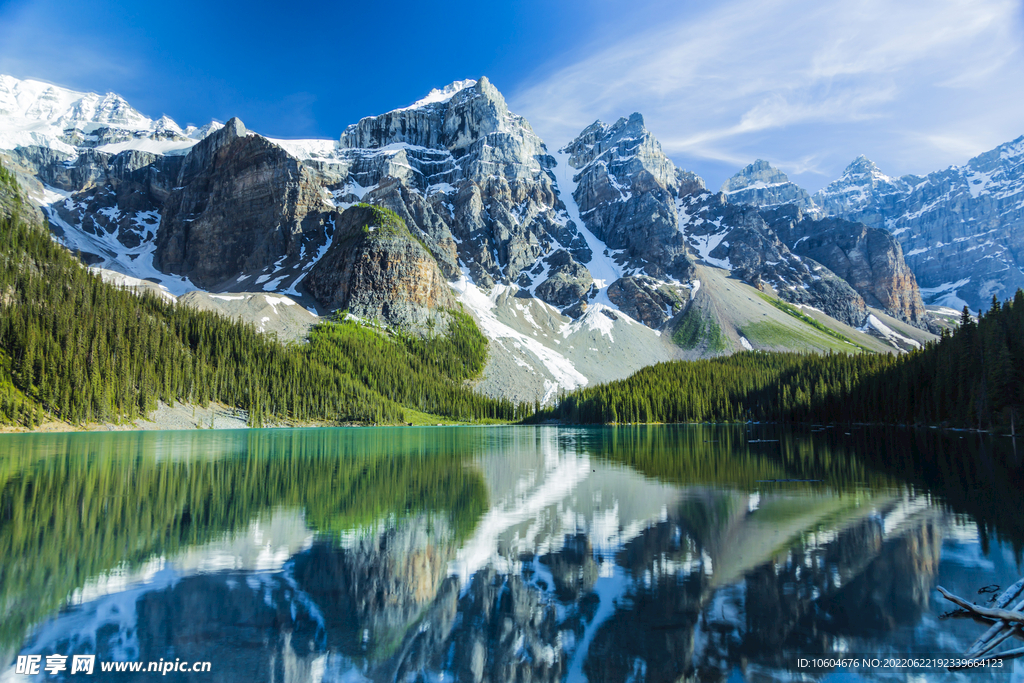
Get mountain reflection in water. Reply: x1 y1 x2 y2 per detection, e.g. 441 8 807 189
1 425 1022 682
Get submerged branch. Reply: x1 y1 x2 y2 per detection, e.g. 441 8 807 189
938 586 1024 625
968 578 1024 657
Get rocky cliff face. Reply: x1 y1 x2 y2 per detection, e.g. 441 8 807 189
761 205 932 329
2 145 182 251
606 275 686 328
155 118 335 288
305 205 456 330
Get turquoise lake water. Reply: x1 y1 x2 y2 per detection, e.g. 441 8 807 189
0 424 1022 682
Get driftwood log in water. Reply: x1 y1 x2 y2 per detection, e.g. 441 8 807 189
969 578 1024 654
938 580 1024 664
937 586 1024 623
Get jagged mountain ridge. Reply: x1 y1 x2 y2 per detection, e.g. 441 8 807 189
723 142 1024 313
720 161 932 329
0 74 936 403
564 116 877 328
816 141 1024 312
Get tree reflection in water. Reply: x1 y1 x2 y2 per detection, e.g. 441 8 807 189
1 425 1021 682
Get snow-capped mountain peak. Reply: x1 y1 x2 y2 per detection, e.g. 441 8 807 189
0 75 149 131
811 155 910 218
719 159 817 213
152 114 183 135
400 78 478 111
720 159 788 193
837 155 899 185
184 121 225 141
0 74 220 156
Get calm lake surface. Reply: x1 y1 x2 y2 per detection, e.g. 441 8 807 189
1 425 1023 682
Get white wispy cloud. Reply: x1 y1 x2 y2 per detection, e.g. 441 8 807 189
510 0 1024 190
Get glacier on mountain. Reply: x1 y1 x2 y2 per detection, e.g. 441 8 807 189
0 74 220 157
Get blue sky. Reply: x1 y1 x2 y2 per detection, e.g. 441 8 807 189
1 0 1022 191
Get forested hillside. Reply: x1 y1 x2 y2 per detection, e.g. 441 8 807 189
546 300 1023 430
0 165 529 428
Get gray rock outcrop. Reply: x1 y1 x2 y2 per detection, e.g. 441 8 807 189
606 276 686 328
305 204 456 331
532 249 594 309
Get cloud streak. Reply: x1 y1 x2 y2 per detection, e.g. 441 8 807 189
511 0 1024 190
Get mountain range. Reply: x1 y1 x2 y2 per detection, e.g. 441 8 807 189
722 140 1024 313
4 73 1017 403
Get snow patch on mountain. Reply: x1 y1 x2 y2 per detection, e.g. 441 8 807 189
919 278 972 311
551 148 623 290
862 314 921 350
89 267 177 303
676 193 734 270
260 137 341 161
94 138 196 156
689 228 732 270
452 270 588 393
559 303 623 342
38 185 199 297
